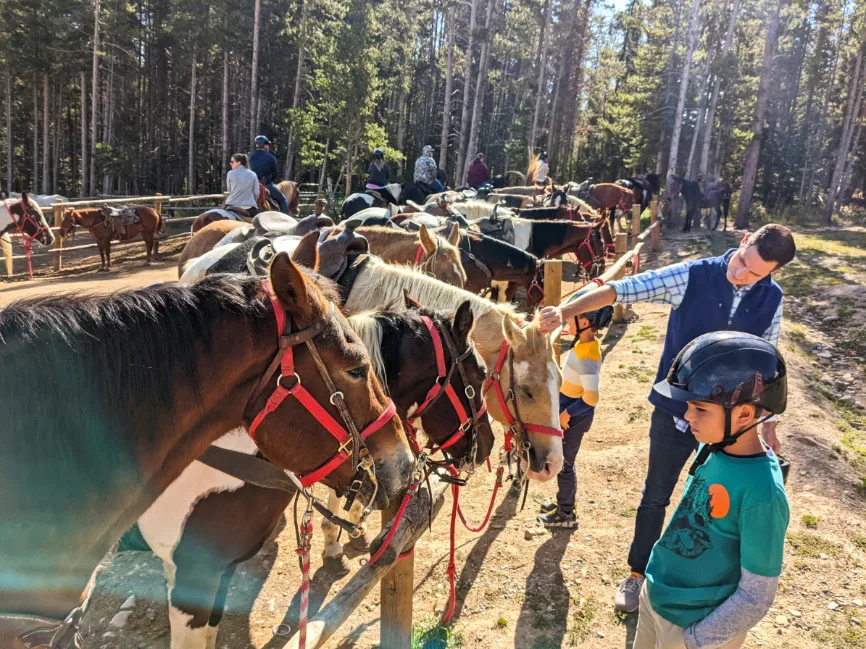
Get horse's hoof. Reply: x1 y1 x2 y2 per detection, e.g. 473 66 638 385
343 531 372 559
321 555 351 578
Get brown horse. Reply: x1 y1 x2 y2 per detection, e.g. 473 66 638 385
190 188 275 233
584 183 634 226
276 180 301 216
0 257 413 640
356 223 466 287
60 206 161 272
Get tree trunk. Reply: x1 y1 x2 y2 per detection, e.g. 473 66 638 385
286 1 307 180
529 0 551 155
222 51 229 190
80 71 87 196
318 137 329 195
53 84 60 193
686 54 711 177
735 0 783 228
188 54 197 194
700 0 739 177
396 66 409 176
454 0 480 184
42 76 49 194
5 70 10 193
103 51 115 193
666 0 700 181
249 0 261 145
465 0 497 184
548 0 581 169
822 44 865 223
345 133 353 196
439 5 456 172
90 0 100 196
33 85 38 191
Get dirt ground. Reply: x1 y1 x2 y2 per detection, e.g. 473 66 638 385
5 224 865 649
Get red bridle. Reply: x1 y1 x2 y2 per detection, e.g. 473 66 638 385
413 244 424 265
404 315 487 460
244 281 398 489
2 199 51 278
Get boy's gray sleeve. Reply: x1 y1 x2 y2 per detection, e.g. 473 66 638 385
683 568 778 649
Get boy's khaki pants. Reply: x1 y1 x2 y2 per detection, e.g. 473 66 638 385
633 584 747 649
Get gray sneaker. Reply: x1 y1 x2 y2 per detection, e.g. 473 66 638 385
614 573 645 613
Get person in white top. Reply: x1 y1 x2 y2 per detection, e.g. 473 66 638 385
223 153 261 216
534 151 550 186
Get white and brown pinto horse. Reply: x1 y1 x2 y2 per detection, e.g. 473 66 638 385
0 192 56 247
0 257 413 648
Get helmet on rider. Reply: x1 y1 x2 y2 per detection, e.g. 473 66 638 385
653 332 787 465
373 148 384 159
576 306 614 334
255 135 270 148
539 152 549 161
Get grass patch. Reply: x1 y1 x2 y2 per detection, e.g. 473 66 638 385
801 514 819 529
628 405 648 423
852 535 866 551
412 617 463 649
617 507 638 518
812 622 866 649
787 532 840 558
496 616 508 628
634 325 658 341
628 365 656 384
613 610 629 625
566 598 597 646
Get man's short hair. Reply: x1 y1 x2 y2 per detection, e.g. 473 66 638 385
745 224 796 269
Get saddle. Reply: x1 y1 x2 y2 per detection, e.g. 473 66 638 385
0 604 85 649
99 206 140 240
469 213 515 245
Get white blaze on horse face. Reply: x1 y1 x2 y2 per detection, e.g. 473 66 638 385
513 222 531 252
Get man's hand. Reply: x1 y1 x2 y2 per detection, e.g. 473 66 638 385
538 306 564 335
761 420 781 454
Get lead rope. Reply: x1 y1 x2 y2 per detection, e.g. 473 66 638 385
295 498 314 649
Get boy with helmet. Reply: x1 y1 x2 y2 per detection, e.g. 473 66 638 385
633 331 789 649
249 135 289 215
538 297 614 528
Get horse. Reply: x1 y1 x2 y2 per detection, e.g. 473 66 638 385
486 193 533 209
275 180 301 216
189 188 277 233
60 205 161 272
342 184 404 219
182 244 565 481
9 192 69 208
0 193 56 247
585 183 635 228
618 174 660 214
668 175 731 232
356 223 466 288
0 256 414 645
124 298 490 649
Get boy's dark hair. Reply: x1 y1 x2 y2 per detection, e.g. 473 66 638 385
745 224 796 269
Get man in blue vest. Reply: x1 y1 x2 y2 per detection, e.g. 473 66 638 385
249 135 289 215
537 224 796 614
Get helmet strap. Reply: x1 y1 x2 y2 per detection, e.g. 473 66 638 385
687 409 773 476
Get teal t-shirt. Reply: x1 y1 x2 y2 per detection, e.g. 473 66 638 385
645 446 789 628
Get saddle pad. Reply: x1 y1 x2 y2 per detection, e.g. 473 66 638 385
252 211 298 234
100 205 139 224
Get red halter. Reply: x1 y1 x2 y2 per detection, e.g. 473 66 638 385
404 315 487 457
3 199 51 279
413 244 424 265
246 281 397 488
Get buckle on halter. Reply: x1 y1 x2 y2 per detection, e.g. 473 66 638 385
278 372 301 389
464 385 476 400
347 478 363 494
329 391 345 406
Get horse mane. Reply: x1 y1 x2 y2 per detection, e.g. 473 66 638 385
353 257 523 324
0 274 269 492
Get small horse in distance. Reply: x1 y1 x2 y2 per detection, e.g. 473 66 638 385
60 205 161 271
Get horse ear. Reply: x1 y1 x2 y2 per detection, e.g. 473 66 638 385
501 316 526 350
269 252 310 316
452 301 475 349
403 288 423 311
445 222 461 247
290 230 320 271
418 224 436 256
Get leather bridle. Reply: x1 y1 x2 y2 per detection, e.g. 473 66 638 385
3 199 51 242
243 280 398 508
404 315 488 474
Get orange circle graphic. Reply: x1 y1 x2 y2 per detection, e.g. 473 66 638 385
708 484 730 519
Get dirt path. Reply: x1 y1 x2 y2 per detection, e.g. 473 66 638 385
12 227 863 649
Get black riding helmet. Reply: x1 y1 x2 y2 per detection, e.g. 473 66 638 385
255 135 270 147
539 152 549 161
576 306 614 333
373 148 384 159
653 331 787 473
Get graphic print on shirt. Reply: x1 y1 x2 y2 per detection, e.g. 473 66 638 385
658 474 719 559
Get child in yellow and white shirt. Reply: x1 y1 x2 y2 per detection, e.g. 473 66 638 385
538 305 613 528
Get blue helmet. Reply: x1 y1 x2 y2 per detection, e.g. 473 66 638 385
254 135 270 147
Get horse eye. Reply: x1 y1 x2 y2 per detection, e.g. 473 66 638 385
521 387 533 399
347 366 367 379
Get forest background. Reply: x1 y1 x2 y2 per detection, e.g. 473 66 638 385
3 0 866 227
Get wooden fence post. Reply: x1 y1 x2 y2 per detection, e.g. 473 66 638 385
153 193 165 256
543 259 562 359
650 199 661 252
380 501 414 649
53 198 64 271
1 233 12 277
631 203 642 239
612 233 628 322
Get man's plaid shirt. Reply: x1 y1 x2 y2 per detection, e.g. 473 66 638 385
608 262 783 431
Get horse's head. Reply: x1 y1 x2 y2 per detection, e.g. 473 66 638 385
547 186 569 209
484 314 564 481
10 193 55 246
251 252 414 508
59 209 78 239
416 223 466 288
398 295 494 467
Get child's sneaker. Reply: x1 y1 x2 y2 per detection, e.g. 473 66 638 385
537 510 578 528
539 501 557 514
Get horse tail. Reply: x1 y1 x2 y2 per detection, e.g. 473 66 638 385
156 207 165 235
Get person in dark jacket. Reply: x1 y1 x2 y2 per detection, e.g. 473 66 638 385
367 148 391 188
248 135 289 215
466 153 491 189
537 224 796 614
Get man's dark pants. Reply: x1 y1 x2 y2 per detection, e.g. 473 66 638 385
264 182 290 215
626 407 698 575
555 410 595 516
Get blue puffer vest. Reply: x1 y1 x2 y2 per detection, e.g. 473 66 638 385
648 249 783 418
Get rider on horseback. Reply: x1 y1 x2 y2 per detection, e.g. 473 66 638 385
249 135 290 215
367 148 391 189
414 145 445 194
223 153 260 218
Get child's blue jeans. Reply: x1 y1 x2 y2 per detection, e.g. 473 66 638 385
555 410 595 515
